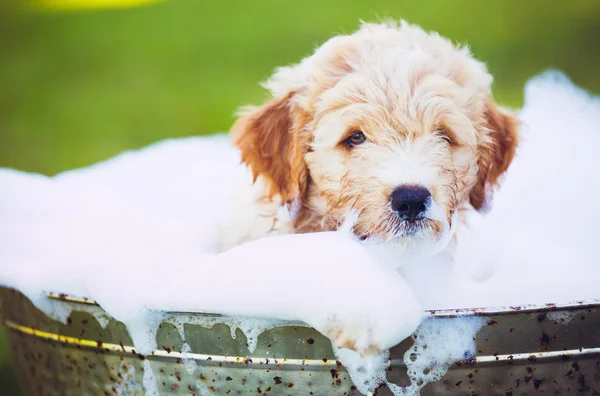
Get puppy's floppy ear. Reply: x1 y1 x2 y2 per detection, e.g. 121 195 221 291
469 100 519 211
232 92 309 204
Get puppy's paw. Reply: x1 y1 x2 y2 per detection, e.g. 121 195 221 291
320 316 383 357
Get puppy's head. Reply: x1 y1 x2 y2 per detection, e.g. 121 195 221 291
233 21 518 256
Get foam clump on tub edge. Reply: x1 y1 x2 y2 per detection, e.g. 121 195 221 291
1 71 600 395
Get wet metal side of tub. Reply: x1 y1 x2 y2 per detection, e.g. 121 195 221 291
1 287 599 395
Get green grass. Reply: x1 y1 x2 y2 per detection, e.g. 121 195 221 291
0 0 599 176
0 1 598 394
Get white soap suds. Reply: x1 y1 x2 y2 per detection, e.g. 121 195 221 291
164 315 289 354
78 304 113 328
163 313 287 354
123 311 167 356
195 380 212 396
333 348 391 396
25 296 112 329
142 360 160 396
180 342 198 374
331 316 485 396
35 295 74 325
107 362 144 395
547 311 577 324
389 317 485 395
0 71 599 395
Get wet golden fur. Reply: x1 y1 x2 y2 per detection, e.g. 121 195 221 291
233 21 518 256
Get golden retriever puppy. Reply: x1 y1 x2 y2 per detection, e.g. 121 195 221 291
232 20 518 257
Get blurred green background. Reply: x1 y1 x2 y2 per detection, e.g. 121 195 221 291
0 0 598 393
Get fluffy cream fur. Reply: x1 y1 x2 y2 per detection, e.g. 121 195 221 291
232 20 518 257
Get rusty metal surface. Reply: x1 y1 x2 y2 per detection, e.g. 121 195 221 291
1 287 599 395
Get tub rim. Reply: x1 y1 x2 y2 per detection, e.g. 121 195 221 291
3 290 600 370
44 291 600 318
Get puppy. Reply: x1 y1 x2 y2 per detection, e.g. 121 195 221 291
231 20 518 258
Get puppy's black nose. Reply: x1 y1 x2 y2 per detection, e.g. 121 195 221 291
390 186 431 222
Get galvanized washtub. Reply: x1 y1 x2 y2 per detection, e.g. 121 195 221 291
1 286 599 395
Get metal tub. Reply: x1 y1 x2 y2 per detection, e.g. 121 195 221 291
1 286 599 395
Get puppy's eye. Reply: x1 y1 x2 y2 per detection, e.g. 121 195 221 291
345 131 367 147
436 127 456 146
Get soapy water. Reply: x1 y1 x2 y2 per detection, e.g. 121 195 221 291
108 361 144 395
1 71 599 395
330 316 485 396
180 342 198 374
333 348 391 396
164 314 291 354
142 360 160 396
390 317 485 395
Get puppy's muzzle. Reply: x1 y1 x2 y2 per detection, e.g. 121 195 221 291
390 185 431 222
